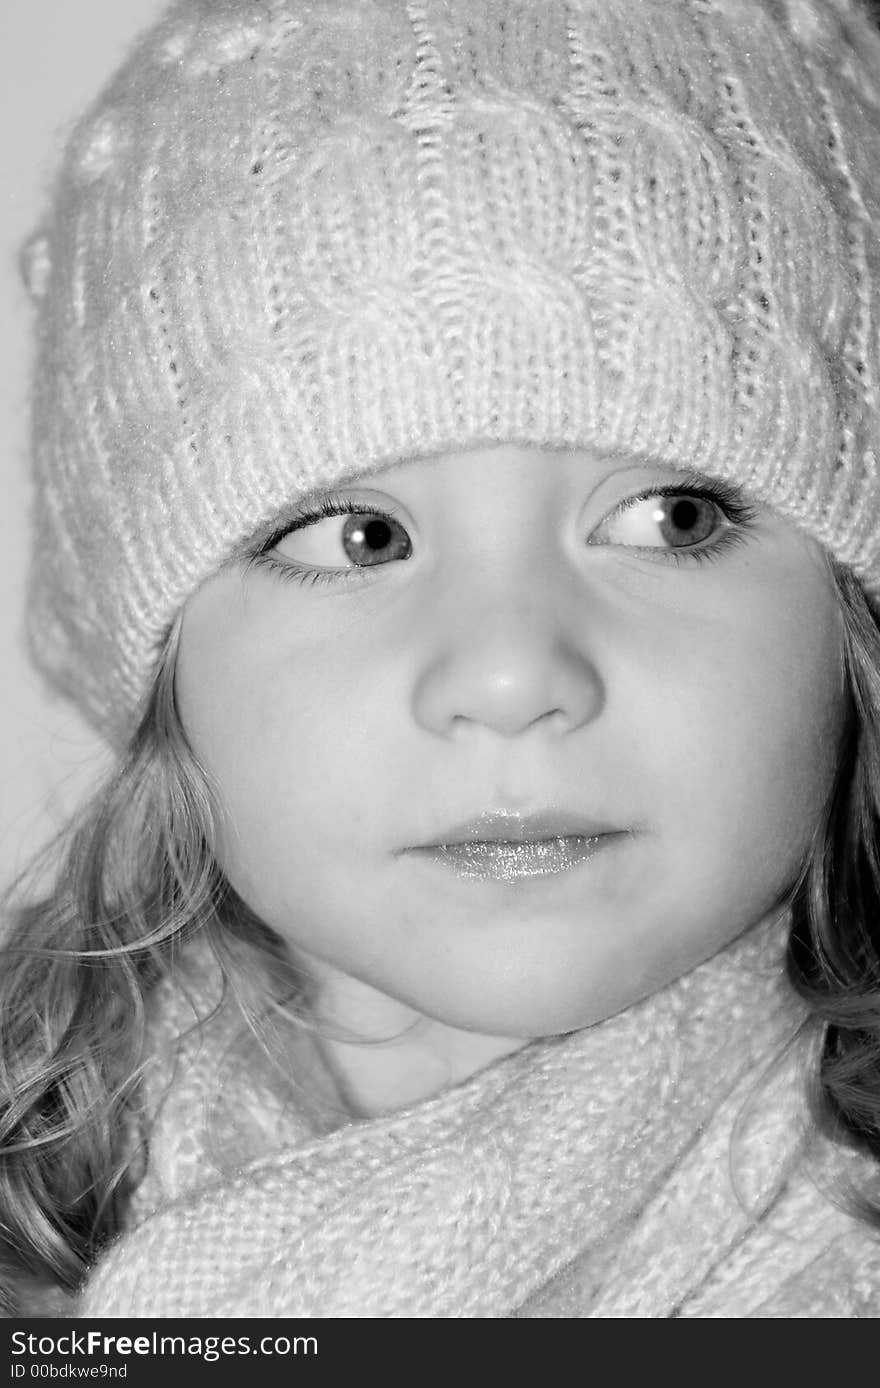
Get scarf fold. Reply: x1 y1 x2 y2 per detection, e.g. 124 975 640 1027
78 919 880 1317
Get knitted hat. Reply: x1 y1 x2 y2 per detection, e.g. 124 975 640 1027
21 0 880 745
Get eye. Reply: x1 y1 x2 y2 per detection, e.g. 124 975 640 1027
266 504 412 572
590 491 730 552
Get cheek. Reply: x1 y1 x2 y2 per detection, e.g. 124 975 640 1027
178 639 392 902
648 573 846 883
739 585 844 840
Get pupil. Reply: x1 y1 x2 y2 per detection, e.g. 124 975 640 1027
363 519 390 550
669 498 699 532
341 512 411 567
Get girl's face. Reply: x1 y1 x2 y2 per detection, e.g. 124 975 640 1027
176 446 846 1038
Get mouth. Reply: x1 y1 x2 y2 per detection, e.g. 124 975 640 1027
401 812 627 883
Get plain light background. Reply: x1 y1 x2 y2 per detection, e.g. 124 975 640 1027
0 0 168 889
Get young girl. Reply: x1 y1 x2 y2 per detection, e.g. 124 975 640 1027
5 0 880 1318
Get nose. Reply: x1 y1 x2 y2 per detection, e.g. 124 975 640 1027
411 578 605 740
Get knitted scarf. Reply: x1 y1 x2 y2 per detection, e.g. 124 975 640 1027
77 918 880 1317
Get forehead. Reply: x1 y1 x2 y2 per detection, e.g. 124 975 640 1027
248 444 757 522
275 444 725 497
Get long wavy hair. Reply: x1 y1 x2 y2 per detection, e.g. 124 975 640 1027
787 564 880 1188
0 619 306 1314
2 560 880 1311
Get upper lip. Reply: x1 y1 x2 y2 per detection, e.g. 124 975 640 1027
409 811 622 847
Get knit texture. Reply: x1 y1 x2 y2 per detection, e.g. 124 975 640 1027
76 918 880 1318
20 0 880 744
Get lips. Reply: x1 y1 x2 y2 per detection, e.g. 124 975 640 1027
417 811 621 845
401 811 626 882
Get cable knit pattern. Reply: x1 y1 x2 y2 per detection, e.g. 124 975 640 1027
77 920 880 1318
20 0 880 743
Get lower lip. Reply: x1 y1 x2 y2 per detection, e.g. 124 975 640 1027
406 835 612 882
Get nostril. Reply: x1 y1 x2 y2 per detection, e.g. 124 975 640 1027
411 635 605 740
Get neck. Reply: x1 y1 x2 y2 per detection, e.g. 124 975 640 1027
303 910 795 1119
308 970 524 1118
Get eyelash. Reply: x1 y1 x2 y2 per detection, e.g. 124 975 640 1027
240 476 759 586
611 477 759 567
242 496 398 588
